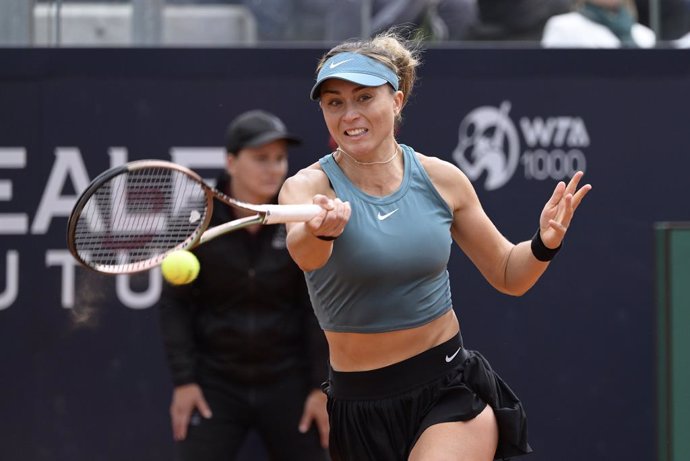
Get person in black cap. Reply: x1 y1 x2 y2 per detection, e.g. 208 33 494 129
157 109 330 461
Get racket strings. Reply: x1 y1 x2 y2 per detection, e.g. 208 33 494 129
73 167 208 271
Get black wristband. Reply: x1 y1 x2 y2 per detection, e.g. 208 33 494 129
530 228 561 262
315 235 338 241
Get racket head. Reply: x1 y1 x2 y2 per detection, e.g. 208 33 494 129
67 160 213 274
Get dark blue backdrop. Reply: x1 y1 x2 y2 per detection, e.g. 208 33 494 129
1 48 689 461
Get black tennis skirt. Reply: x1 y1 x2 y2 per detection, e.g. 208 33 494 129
322 333 532 461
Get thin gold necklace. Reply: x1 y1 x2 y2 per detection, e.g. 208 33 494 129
336 144 400 166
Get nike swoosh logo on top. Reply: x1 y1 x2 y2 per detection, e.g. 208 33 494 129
445 346 462 363
377 209 399 221
329 58 354 69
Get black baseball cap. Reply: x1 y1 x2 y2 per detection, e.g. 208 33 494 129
225 110 301 153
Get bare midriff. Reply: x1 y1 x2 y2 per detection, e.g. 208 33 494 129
324 309 460 372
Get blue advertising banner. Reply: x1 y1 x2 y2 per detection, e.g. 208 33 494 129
1 48 689 461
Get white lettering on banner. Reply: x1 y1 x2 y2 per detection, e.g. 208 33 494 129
522 149 587 181
46 250 78 308
170 147 226 187
109 147 128 167
0 148 29 234
0 145 226 310
452 101 590 191
32 148 92 235
107 173 168 233
80 198 107 233
0 250 19 310
116 269 162 309
520 117 590 148
105 147 167 232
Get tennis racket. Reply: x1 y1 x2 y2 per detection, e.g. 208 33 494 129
67 159 320 274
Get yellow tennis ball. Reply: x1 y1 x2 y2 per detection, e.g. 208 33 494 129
161 250 200 285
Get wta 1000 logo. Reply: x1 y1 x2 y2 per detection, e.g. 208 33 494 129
452 101 589 191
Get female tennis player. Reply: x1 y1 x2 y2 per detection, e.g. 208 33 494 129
279 30 591 461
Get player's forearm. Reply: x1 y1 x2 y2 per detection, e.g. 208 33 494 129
286 223 334 272
501 241 551 296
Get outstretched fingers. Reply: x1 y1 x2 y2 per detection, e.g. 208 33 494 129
571 183 592 210
550 192 573 233
565 170 592 210
546 180 566 210
539 171 592 248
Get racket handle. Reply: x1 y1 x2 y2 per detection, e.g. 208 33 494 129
263 204 322 224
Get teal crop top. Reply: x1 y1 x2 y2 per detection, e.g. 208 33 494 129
305 144 454 333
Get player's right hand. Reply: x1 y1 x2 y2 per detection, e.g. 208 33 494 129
308 194 351 240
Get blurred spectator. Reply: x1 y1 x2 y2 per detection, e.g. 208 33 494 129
238 0 478 42
163 0 327 41
428 0 480 41
635 0 690 41
541 0 656 47
242 0 330 41
673 30 690 47
390 0 481 42
323 0 479 42
464 0 572 42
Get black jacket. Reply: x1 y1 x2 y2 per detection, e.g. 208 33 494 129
158 175 328 389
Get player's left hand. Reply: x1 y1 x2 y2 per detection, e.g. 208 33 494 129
539 171 592 249
299 388 330 449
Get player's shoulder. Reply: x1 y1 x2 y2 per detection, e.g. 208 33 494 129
280 162 332 203
413 151 476 212
415 151 468 184
288 161 328 186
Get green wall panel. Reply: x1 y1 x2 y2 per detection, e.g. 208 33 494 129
657 223 690 461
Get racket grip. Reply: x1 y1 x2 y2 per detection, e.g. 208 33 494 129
263 204 322 224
